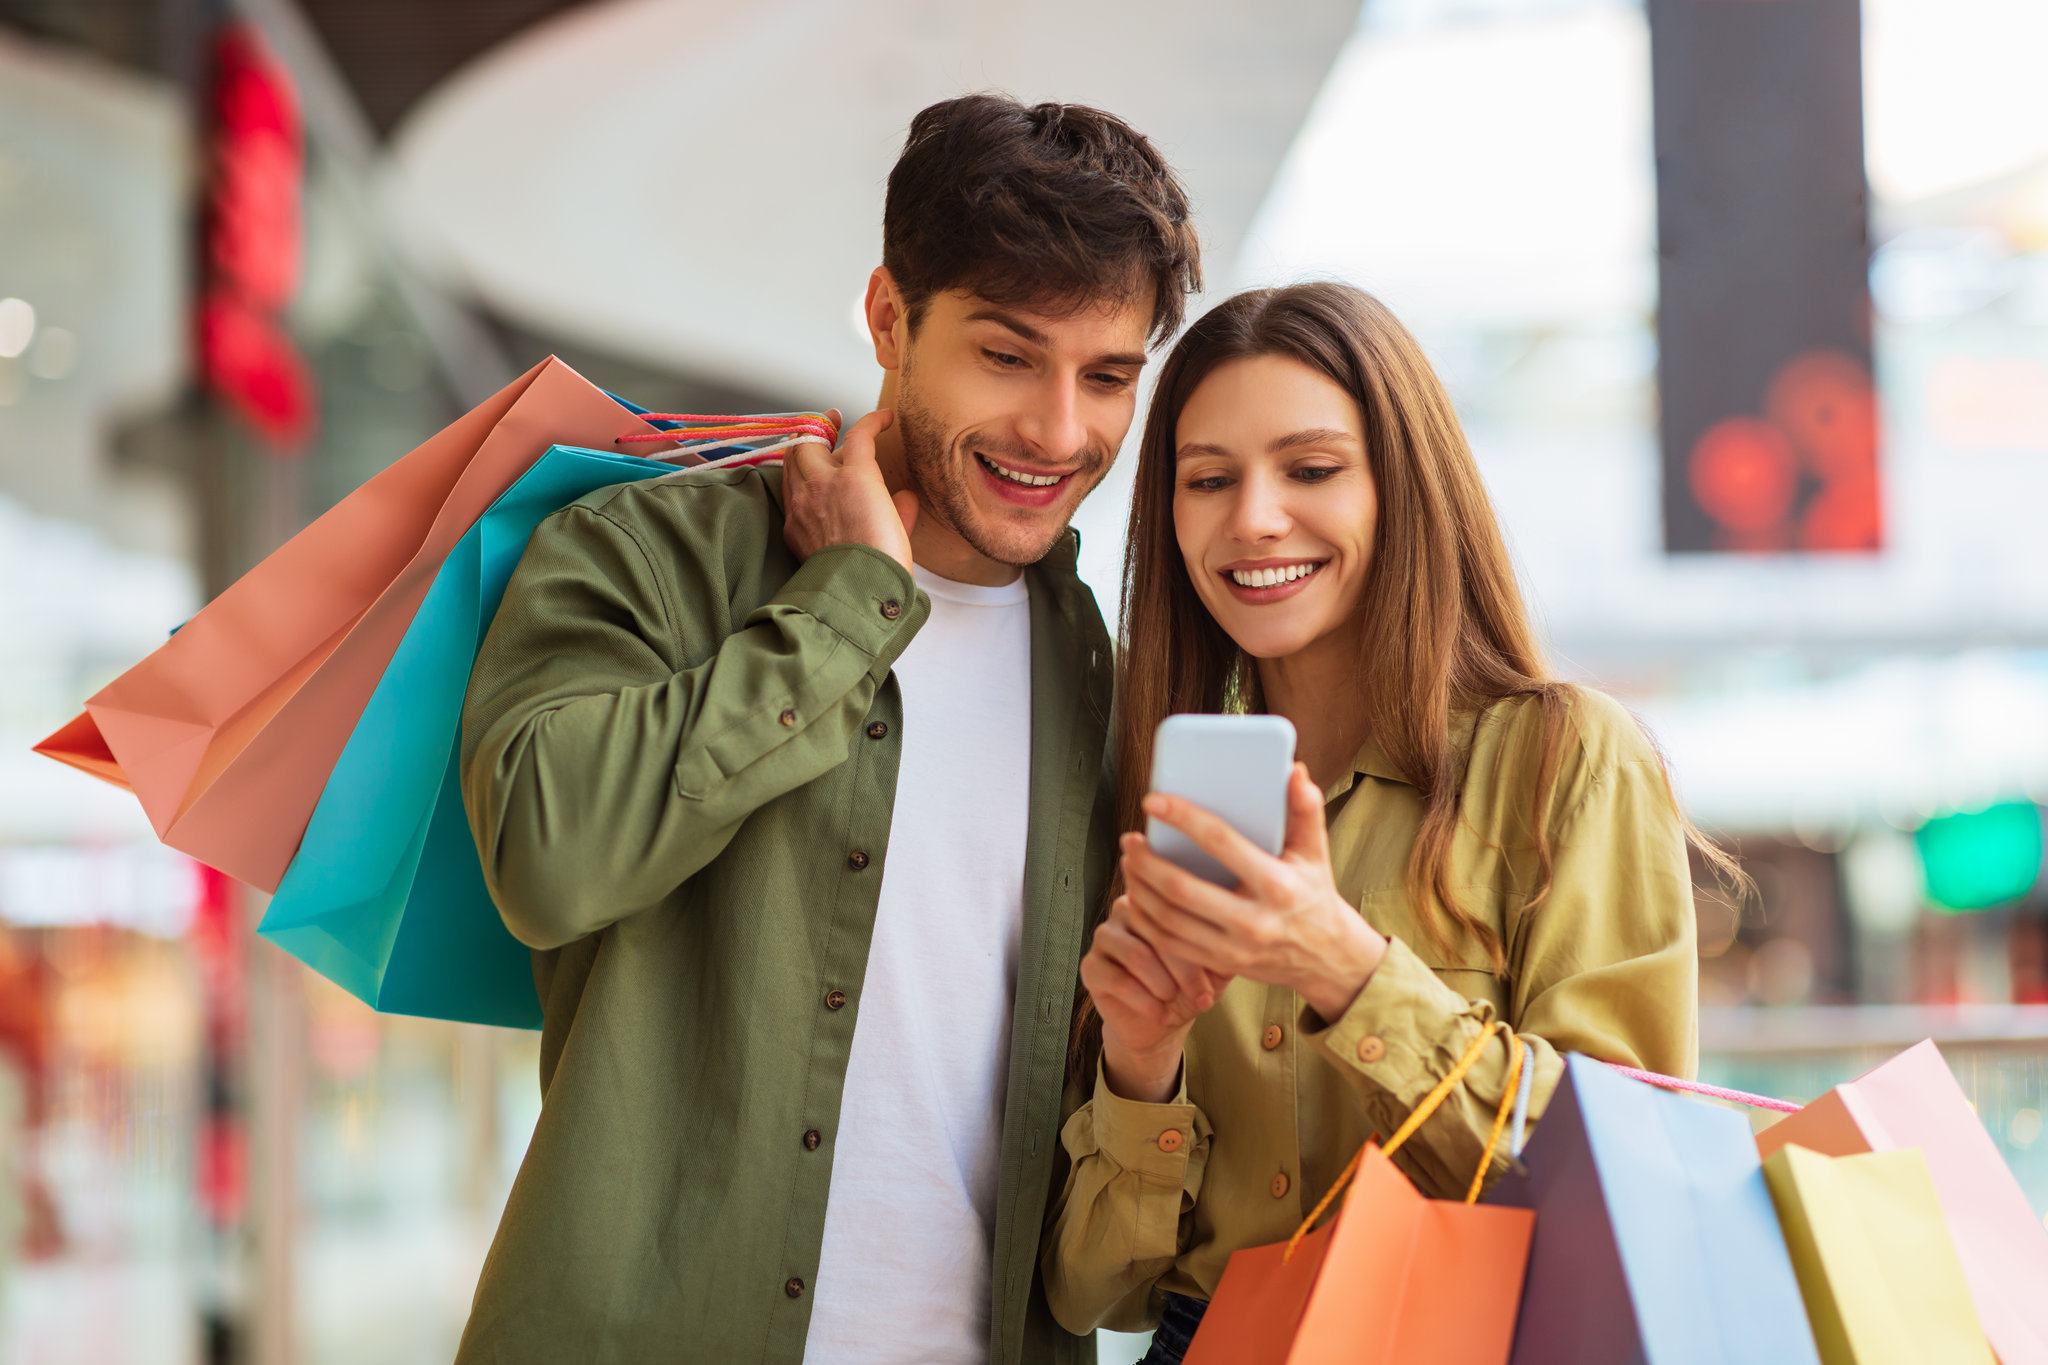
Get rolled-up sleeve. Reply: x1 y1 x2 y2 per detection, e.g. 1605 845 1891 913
1303 753 1697 1200
1042 1060 1211 1335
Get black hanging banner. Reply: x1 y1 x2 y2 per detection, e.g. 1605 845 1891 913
1650 0 1879 553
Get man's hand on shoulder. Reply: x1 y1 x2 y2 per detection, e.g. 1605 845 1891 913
782 409 919 573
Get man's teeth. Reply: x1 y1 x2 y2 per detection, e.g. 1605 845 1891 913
1229 563 1322 588
979 455 1063 487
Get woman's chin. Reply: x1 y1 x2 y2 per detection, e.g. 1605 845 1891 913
1220 623 1321 661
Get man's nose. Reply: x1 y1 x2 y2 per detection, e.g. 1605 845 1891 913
1015 373 1089 463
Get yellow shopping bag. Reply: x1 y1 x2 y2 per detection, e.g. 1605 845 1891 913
1761 1143 1992 1365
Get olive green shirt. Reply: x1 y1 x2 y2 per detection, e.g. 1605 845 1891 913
457 463 1113 1365
1042 689 1698 1334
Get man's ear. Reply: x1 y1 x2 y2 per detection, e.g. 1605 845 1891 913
865 267 909 371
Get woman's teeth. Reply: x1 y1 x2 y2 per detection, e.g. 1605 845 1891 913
978 454 1063 487
1229 563 1323 588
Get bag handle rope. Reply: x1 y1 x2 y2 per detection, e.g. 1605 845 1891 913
1602 1064 1800 1114
1282 1021 1524 1263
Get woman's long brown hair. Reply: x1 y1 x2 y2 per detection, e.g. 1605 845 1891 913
1071 282 1738 1074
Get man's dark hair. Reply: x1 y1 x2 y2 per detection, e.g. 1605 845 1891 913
883 95 1203 344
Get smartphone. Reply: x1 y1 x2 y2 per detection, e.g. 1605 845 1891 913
1145 714 1298 887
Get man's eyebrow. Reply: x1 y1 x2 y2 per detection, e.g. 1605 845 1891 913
966 308 1052 348
966 308 1147 369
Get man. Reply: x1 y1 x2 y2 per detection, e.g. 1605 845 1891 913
456 95 1201 1364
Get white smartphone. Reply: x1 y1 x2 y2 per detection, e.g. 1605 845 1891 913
1145 713 1298 887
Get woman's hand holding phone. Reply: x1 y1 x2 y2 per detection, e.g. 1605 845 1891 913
1121 763 1388 1026
1083 897 1230 1104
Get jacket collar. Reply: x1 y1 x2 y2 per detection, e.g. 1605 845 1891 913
1325 702 1487 800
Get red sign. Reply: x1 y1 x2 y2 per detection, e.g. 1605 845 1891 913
198 24 316 454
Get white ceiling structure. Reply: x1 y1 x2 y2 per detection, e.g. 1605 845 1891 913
383 0 1363 417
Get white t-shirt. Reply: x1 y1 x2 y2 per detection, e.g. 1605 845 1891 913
803 565 1034 1364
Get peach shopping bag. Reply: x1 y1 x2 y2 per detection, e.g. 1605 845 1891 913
34 357 674 891
1184 1023 1536 1365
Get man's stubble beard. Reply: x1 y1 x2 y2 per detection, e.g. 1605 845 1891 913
894 366 1113 570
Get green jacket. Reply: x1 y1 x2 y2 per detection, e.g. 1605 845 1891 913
456 462 1113 1365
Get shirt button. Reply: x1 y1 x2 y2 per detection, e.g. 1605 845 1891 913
825 989 847 1011
879 599 902 620
803 1129 821 1151
1262 1024 1285 1051
1157 1129 1184 1154
1271 1172 1291 1199
778 708 796 727
784 1277 805 1299
846 849 869 871
1356 1034 1386 1064
866 721 888 740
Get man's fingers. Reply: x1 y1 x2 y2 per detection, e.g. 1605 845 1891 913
837 408 894 465
891 488 920 541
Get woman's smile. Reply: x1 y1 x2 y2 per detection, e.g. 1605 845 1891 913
1219 557 1328 601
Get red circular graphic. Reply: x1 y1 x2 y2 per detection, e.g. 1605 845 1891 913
1767 349 1877 481
1689 417 1797 534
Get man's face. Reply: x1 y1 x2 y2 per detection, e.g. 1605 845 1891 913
889 287 1153 568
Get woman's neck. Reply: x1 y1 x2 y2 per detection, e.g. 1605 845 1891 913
1254 628 1370 791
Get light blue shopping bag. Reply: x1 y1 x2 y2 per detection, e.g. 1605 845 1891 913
1486 1053 1821 1365
259 443 700 1026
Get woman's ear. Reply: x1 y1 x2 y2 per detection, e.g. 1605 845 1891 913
865 268 909 371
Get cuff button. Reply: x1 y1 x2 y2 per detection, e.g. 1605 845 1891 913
879 599 903 620
1356 1034 1386 1064
1157 1128 1184 1154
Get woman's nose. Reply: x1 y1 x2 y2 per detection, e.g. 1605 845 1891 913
1228 473 1292 543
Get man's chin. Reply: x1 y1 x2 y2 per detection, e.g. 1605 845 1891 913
955 502 1083 568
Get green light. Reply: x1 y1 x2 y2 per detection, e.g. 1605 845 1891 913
1915 803 2044 913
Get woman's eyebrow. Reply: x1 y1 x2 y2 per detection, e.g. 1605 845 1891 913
1270 426 1357 453
1175 442 1232 461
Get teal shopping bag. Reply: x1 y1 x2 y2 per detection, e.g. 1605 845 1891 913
258 444 691 1026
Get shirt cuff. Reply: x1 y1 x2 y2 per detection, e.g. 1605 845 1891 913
1087 1055 1207 1182
1301 935 1495 1111
770 543 923 665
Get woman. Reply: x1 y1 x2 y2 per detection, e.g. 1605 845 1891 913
1043 283 1727 1360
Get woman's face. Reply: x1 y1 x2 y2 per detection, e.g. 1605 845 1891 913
1172 354 1378 661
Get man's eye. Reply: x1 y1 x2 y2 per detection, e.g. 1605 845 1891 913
1089 372 1134 390
985 350 1025 368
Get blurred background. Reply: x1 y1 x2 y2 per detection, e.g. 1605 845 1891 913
0 0 2044 1360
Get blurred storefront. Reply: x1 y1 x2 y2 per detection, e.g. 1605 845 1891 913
1 0 2045 1362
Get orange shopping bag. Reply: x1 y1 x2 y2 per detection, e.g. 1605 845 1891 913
34 357 674 891
1755 1039 2048 1365
1185 1024 1536 1365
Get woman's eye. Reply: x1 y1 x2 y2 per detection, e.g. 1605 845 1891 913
1184 475 1232 493
1292 465 1340 483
